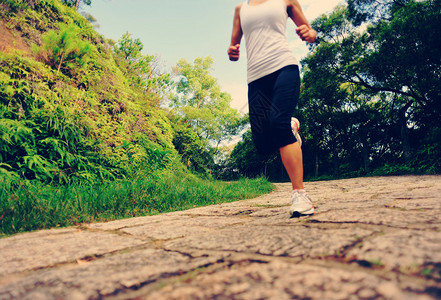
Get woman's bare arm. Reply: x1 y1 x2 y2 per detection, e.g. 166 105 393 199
285 0 317 43
228 4 243 61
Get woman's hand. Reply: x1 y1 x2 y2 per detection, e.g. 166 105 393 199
228 44 240 61
296 25 317 43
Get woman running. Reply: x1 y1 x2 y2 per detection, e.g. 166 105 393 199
228 0 317 217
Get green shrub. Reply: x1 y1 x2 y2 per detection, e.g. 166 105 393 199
36 23 95 74
370 164 415 176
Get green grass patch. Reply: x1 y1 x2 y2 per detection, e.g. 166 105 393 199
0 171 274 236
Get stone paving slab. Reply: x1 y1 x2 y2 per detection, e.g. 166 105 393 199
346 229 441 271
311 208 441 229
119 216 252 240
163 225 373 258
0 248 226 300
1 175 441 299
144 261 433 300
0 228 145 277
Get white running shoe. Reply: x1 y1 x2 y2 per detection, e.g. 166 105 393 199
291 117 302 147
289 190 315 217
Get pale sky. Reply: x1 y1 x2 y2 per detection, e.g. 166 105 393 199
84 0 343 114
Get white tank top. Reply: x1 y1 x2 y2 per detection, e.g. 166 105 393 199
240 0 298 83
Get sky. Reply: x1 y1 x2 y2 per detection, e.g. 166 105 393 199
84 0 343 114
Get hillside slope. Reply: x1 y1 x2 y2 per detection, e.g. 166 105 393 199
0 0 182 183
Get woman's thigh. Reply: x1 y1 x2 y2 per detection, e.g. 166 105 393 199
269 65 301 148
270 65 300 129
248 74 276 154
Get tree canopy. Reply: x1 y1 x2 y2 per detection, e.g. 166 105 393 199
169 57 247 175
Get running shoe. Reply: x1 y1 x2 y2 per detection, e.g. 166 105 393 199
291 117 302 147
289 190 315 217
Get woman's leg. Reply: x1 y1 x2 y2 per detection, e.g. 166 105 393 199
269 65 303 189
281 141 314 216
280 142 304 190
270 66 314 215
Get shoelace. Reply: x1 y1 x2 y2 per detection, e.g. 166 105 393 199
292 191 312 204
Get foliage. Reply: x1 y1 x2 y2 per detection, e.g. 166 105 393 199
61 0 91 10
170 57 247 176
113 32 172 99
0 0 248 185
299 0 441 178
0 0 182 184
0 53 117 183
171 57 246 146
230 130 266 177
171 118 215 175
37 23 95 74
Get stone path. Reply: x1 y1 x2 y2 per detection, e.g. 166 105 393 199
1 175 441 299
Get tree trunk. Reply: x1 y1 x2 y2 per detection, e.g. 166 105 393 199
57 51 65 74
75 0 81 10
360 125 370 170
362 144 369 170
399 102 412 164
332 148 339 176
315 151 319 178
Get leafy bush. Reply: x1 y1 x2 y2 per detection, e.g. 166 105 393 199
409 128 441 174
0 0 29 16
370 164 415 176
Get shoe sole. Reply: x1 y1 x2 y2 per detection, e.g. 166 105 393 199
291 118 302 147
293 131 302 147
290 207 315 218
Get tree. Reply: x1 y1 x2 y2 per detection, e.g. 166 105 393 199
113 32 171 98
39 23 94 74
169 57 247 176
171 57 246 149
61 0 91 10
299 0 441 176
358 0 441 123
171 119 214 175
228 129 290 180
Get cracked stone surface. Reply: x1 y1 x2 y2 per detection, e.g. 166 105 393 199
0 229 145 276
163 225 373 258
0 248 226 300
145 261 434 300
346 229 441 270
1 175 441 299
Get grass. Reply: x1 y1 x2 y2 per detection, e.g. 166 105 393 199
0 171 274 236
366 259 384 267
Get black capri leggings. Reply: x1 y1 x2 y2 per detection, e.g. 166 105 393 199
248 64 301 155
